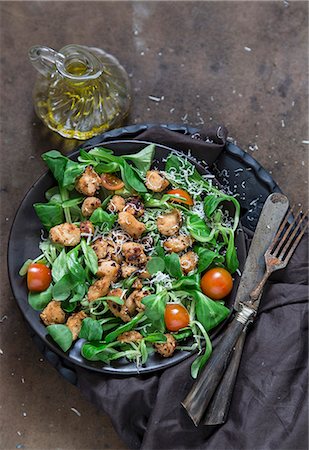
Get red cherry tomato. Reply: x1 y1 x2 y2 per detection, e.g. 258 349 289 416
166 189 194 206
200 267 233 300
27 263 52 292
101 173 124 190
164 303 190 331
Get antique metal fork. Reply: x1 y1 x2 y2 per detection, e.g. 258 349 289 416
249 205 308 306
183 206 308 427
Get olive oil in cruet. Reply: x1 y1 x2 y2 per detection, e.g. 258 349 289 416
29 45 131 140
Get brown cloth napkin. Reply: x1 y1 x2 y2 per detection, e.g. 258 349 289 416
75 126 308 450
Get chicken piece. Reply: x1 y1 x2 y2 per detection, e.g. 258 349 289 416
87 277 112 302
40 300 66 326
125 289 149 315
117 331 143 343
75 166 101 196
157 209 181 236
107 288 131 323
50 223 81 247
180 251 198 274
109 288 124 298
66 311 87 340
107 195 126 213
81 197 102 217
109 250 124 265
126 289 148 313
164 235 192 253
123 197 145 217
80 220 94 236
103 239 124 264
138 269 150 279
145 170 169 192
91 238 108 259
122 242 148 266
121 262 138 278
154 334 177 357
118 212 146 239
132 278 143 290
97 259 120 281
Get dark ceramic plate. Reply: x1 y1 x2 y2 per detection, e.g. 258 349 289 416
8 140 246 375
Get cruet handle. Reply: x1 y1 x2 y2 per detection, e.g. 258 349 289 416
28 46 64 77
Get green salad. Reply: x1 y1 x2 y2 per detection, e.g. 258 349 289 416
20 144 240 378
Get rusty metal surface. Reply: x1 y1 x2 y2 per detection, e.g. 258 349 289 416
0 1 308 449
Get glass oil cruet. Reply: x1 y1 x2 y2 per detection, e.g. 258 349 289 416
28 45 131 140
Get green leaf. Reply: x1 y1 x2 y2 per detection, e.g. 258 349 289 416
143 332 167 343
94 162 120 174
165 253 182 278
189 290 230 331
79 317 103 341
89 208 116 229
33 202 64 230
96 296 124 305
122 144 155 175
172 328 193 341
120 160 147 193
143 193 175 208
28 285 53 311
165 154 205 185
171 273 201 290
146 256 165 275
225 229 239 274
62 160 85 190
153 242 165 258
204 194 240 232
191 342 212 378
66 248 86 282
78 149 98 163
52 274 75 301
42 150 85 190
81 239 98 275
194 246 224 273
105 312 145 343
88 147 119 162
61 299 78 313
187 214 215 243
142 292 167 332
42 150 68 186
69 284 86 303
47 324 73 352
61 197 84 208
140 340 149 364
45 186 59 201
52 248 68 283
19 259 33 276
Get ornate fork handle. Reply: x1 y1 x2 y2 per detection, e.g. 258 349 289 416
182 303 255 426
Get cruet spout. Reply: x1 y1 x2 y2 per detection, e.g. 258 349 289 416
28 45 63 77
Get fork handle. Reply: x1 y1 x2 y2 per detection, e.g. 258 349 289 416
203 329 247 425
182 305 254 426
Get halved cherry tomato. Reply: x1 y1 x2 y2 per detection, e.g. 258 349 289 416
101 173 124 191
166 189 194 206
164 303 190 331
27 263 52 292
200 267 233 300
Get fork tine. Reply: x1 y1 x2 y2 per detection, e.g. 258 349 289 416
272 206 301 257
269 206 295 257
278 210 308 263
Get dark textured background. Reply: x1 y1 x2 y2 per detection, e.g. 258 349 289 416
0 1 308 449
